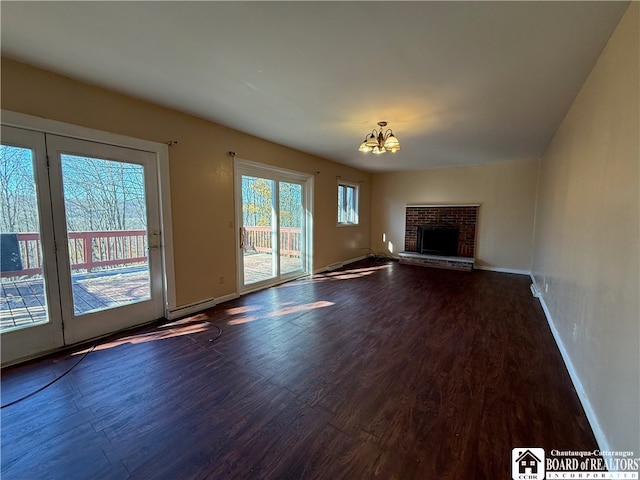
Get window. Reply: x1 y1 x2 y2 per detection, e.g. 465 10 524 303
337 181 358 225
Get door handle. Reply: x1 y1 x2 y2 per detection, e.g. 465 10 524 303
239 227 244 249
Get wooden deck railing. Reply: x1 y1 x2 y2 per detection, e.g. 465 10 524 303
243 226 301 257
1 230 148 278
2 227 300 278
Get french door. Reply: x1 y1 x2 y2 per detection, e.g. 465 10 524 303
235 159 312 293
1 126 164 364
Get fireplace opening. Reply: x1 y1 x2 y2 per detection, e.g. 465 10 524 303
417 226 459 256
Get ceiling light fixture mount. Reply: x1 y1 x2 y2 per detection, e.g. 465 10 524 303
358 121 401 154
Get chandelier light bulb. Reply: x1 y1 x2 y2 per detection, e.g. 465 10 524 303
384 133 399 149
358 142 372 153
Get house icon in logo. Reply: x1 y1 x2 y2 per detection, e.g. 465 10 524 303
512 447 545 480
516 449 542 474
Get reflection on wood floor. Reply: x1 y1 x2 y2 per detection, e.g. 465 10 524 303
0 259 598 479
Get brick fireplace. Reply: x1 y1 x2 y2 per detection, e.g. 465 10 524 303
400 204 479 271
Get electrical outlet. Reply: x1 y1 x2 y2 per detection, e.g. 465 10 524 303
218 276 224 284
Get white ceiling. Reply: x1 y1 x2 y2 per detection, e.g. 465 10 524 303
0 1 630 172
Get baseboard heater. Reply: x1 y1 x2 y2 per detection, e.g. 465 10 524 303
167 298 217 320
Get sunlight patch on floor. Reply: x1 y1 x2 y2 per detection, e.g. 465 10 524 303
227 300 335 326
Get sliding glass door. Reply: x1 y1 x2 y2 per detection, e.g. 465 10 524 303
235 160 312 293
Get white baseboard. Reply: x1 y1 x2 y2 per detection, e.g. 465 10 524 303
314 263 343 274
313 255 368 274
345 255 369 266
215 292 240 304
529 275 611 454
474 265 531 275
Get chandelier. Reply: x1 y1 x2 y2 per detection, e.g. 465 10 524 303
358 121 401 154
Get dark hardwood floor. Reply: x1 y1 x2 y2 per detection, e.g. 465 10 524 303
1 259 598 479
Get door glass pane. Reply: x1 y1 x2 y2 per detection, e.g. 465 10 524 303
60 154 150 315
0 145 50 331
279 181 303 275
241 175 276 285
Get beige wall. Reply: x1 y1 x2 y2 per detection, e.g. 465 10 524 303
532 3 639 453
0 58 371 308
371 158 539 272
